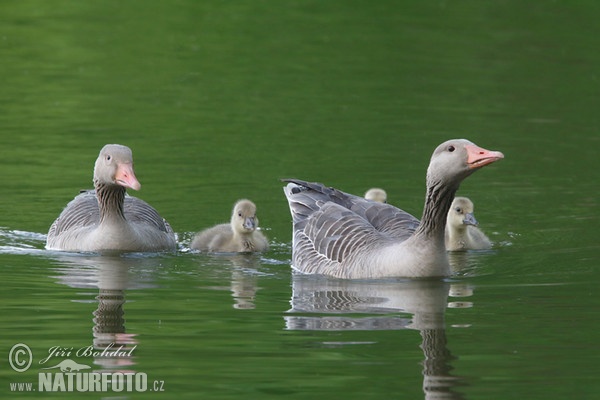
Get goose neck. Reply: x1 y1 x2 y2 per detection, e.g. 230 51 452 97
95 182 127 223
415 181 457 240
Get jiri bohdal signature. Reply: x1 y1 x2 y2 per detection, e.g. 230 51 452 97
39 344 136 365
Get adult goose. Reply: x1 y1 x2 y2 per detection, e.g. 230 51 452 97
46 144 177 252
282 139 503 279
191 199 269 253
445 196 492 251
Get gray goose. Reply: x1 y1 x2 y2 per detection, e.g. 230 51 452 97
445 196 492 251
283 139 503 279
191 199 269 253
46 144 176 252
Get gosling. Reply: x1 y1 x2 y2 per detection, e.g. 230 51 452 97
445 197 492 251
191 199 269 253
364 188 387 203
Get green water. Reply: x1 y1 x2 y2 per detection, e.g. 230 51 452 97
1 1 599 399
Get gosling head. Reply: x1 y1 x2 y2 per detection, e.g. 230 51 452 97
364 188 387 203
447 197 479 229
231 199 259 234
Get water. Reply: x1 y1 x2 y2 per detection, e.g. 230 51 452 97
1 1 599 398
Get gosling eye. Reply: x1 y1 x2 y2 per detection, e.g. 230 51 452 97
105 155 112 161
455 207 462 213
238 212 242 217
448 145 455 152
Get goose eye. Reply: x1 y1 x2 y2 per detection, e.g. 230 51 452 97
448 145 455 152
238 212 242 217
105 155 112 161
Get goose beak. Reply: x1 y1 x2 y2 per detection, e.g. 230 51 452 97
243 217 256 231
115 162 141 190
465 144 504 169
463 212 478 226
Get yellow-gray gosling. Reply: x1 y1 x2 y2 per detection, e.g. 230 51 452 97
191 199 269 252
445 196 492 251
364 188 387 203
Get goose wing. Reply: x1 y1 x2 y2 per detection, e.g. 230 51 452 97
48 190 173 242
291 201 391 277
349 198 419 239
283 179 420 278
283 179 419 240
123 195 174 234
47 190 100 241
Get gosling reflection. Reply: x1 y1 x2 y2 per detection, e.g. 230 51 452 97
230 268 259 309
285 274 468 400
51 254 163 372
449 248 495 276
196 253 265 309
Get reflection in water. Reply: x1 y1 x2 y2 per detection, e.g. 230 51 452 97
231 267 259 310
90 262 137 371
449 249 495 277
226 254 262 310
50 254 162 372
285 274 469 400
195 252 269 310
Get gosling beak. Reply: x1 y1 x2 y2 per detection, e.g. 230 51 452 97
465 144 504 169
463 212 478 226
243 217 256 231
115 162 141 190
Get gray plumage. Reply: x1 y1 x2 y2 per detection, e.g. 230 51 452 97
283 139 504 279
46 144 176 252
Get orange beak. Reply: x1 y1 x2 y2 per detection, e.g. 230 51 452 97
465 144 504 169
115 162 141 190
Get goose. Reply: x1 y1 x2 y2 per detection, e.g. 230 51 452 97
445 197 492 251
46 144 177 252
364 188 387 203
191 199 269 252
282 139 503 279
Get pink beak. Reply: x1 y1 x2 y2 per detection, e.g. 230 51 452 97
115 162 141 190
465 144 504 169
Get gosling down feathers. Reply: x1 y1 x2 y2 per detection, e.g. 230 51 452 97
191 199 269 253
445 196 492 251
364 188 388 203
46 144 176 252
282 139 503 279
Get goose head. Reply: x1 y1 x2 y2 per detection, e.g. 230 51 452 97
231 199 259 234
364 188 388 203
93 144 141 190
426 139 504 189
447 197 478 228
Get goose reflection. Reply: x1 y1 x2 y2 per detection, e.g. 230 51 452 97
50 253 164 372
285 273 470 399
